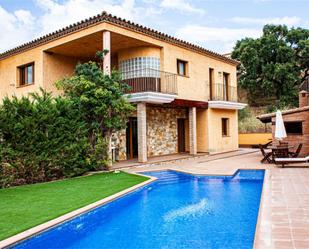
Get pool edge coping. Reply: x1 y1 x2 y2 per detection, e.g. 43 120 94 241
0 173 156 249
253 169 270 249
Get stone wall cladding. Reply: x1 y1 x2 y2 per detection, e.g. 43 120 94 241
111 130 126 160
147 106 187 157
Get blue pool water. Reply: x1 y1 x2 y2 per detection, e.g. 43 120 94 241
12 170 264 249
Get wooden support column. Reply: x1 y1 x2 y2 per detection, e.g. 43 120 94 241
103 31 111 76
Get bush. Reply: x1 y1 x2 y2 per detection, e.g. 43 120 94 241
238 107 272 133
0 91 91 188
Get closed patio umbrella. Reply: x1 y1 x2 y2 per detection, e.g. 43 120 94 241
275 110 287 141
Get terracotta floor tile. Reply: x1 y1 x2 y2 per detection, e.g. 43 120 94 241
273 240 294 249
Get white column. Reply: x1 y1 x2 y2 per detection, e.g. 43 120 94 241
103 31 111 76
189 107 197 155
137 103 147 163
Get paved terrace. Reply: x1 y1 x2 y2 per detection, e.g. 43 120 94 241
121 150 309 249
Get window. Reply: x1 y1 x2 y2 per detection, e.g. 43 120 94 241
119 57 160 79
18 63 34 86
284 121 303 135
209 68 214 100
222 118 229 136
223 72 229 101
177 59 188 76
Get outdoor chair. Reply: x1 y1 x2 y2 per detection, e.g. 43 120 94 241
275 156 309 168
259 144 272 163
289 144 302 158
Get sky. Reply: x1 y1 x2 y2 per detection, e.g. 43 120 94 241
0 0 308 54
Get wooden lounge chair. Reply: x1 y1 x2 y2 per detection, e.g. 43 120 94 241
275 156 309 168
289 144 302 158
259 144 272 163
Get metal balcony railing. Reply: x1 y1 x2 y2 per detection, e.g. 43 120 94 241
207 83 238 102
122 68 177 95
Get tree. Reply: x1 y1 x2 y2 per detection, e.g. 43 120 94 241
0 90 90 187
232 24 309 107
56 51 134 169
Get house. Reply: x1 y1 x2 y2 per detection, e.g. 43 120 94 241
257 83 309 156
0 11 246 163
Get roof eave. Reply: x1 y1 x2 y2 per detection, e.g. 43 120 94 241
0 11 239 65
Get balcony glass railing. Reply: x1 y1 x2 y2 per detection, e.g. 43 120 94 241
122 68 178 95
207 83 238 102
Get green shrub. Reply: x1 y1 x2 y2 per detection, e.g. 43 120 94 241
0 91 90 188
238 107 272 133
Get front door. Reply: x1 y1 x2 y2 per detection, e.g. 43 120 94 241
177 118 186 153
126 117 138 159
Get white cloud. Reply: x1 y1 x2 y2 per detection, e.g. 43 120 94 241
0 6 36 52
35 0 140 36
0 0 148 53
14 10 35 26
231 16 301 26
160 0 204 15
175 25 262 53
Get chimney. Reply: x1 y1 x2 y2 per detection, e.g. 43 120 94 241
299 90 309 107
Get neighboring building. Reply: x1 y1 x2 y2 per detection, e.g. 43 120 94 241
257 85 309 156
0 11 246 163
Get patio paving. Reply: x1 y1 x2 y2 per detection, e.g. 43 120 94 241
124 149 309 249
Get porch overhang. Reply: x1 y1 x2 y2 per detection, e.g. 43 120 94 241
125 92 177 104
208 101 247 110
169 99 208 108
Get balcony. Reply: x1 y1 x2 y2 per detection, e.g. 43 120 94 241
207 83 237 102
122 68 178 104
207 83 246 109
122 68 178 95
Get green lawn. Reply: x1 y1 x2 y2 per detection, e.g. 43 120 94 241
0 172 148 241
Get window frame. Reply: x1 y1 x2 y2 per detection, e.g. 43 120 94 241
18 62 35 87
222 118 229 137
222 72 229 101
177 59 188 77
209 68 214 100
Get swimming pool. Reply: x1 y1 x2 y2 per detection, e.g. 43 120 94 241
12 170 264 249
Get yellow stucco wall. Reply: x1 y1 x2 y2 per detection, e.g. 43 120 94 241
118 47 160 62
0 48 43 100
207 108 238 153
196 109 208 152
238 133 272 146
43 53 80 95
162 44 237 101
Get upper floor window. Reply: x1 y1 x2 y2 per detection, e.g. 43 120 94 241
177 59 188 76
18 62 34 86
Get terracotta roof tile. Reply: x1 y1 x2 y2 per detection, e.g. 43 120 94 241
0 11 239 65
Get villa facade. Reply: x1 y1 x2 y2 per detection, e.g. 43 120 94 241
0 12 246 163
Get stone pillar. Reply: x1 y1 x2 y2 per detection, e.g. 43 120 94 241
189 107 197 155
137 102 147 163
103 31 111 75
